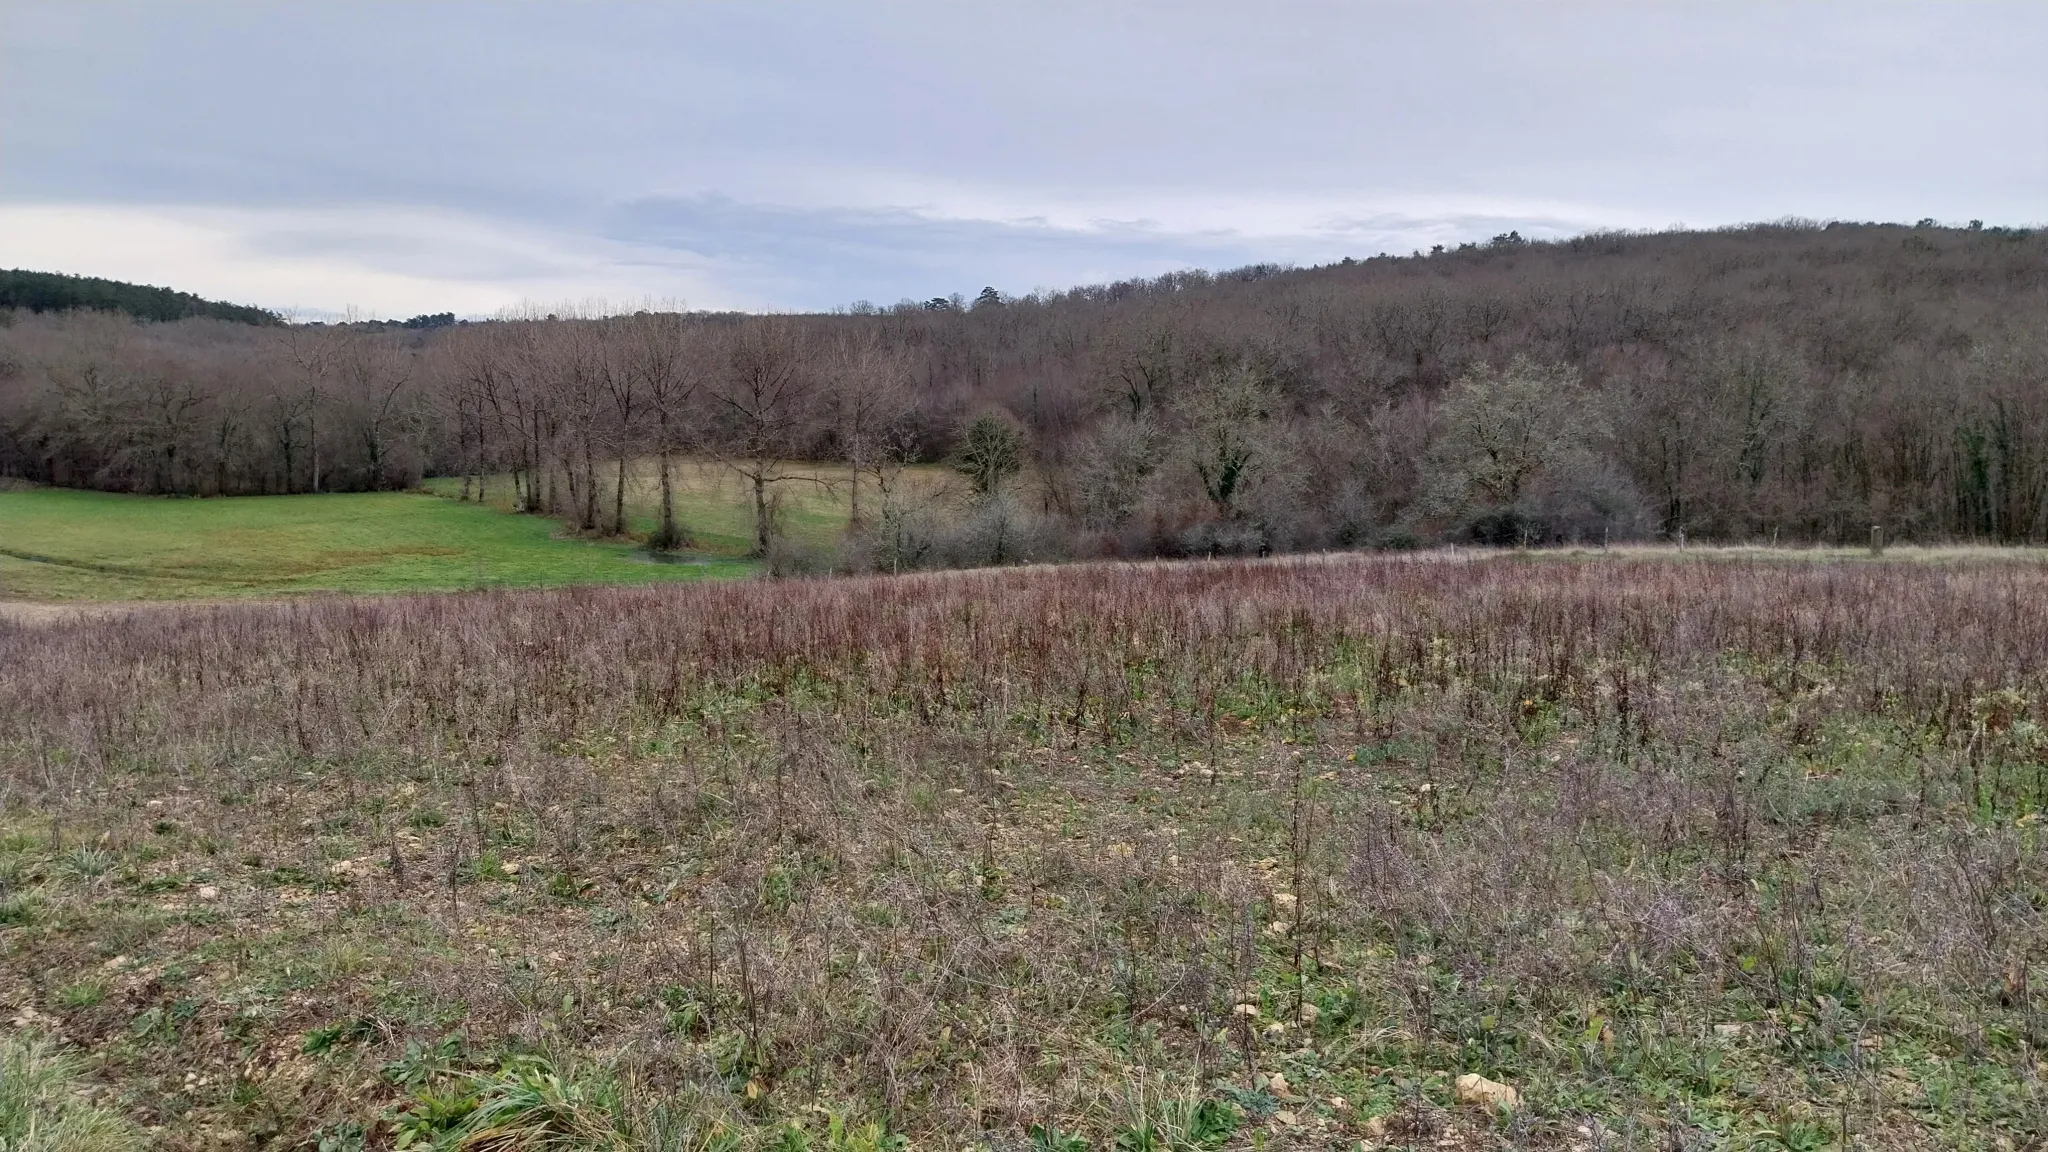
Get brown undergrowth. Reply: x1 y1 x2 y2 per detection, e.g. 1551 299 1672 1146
1 554 2045 1150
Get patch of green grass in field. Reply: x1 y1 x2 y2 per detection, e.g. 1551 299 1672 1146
0 487 754 601
422 459 957 556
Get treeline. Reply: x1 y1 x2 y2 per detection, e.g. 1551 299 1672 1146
0 269 283 327
2 220 2046 563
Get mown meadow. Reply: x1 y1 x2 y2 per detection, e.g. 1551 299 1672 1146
1 554 2045 1150
0 487 754 601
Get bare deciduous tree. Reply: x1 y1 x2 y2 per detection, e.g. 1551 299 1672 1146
711 318 822 557
614 310 704 550
826 329 916 530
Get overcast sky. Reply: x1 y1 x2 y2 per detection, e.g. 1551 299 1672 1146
3 1 2044 318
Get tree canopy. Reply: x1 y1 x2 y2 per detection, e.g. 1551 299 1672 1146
0 269 282 326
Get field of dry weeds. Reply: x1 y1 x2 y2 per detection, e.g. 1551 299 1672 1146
2 554 2045 1150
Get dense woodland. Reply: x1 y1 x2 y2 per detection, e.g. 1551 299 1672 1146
0 269 283 327
2 220 2045 563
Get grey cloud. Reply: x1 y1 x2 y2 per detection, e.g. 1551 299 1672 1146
5 1 2045 311
608 197 1251 299
603 197 1590 308
237 217 578 285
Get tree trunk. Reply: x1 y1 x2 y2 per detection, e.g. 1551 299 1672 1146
655 407 680 549
530 423 546 512
462 407 477 501
581 438 598 531
752 465 770 557
614 457 629 536
656 449 679 549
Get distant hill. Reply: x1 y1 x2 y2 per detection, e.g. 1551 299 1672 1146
0 269 282 326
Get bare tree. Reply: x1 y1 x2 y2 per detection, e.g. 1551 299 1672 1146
614 310 704 550
824 328 915 530
544 321 608 532
711 318 821 557
283 314 354 493
599 323 638 535
1069 415 1158 530
338 331 413 490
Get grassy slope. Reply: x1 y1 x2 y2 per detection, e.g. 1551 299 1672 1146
0 488 753 600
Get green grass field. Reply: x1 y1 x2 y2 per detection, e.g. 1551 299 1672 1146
0 487 755 601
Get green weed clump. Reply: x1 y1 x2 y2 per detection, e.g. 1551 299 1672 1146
2 553 2047 1148
390 1056 631 1151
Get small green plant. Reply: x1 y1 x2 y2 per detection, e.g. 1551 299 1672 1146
62 847 115 881
659 986 707 1037
1182 1099 1240 1149
761 866 797 913
56 980 107 1010
1215 1085 1279 1120
128 998 202 1045
312 1121 367 1152
548 870 594 903
1111 1123 1165 1152
1029 1123 1090 1152
381 1036 465 1089
390 1084 483 1150
391 1056 630 1151
819 1111 906 1152
302 1017 378 1055
0 893 38 926
462 850 507 883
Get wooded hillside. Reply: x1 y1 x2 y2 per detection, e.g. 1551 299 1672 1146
0 269 282 326
2 221 2044 559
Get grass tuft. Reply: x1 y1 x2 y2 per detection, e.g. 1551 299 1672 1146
0 1033 141 1152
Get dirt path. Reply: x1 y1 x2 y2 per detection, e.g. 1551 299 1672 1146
0 599 160 625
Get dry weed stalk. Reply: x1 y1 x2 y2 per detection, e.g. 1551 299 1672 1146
1 553 2045 1148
